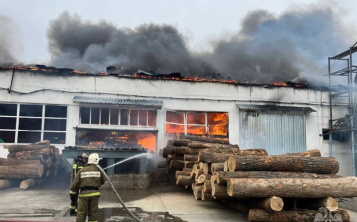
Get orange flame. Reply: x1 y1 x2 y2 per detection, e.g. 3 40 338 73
165 112 228 138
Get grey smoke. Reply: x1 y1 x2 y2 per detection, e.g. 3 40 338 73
0 15 18 66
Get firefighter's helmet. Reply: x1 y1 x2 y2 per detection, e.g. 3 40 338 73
78 153 88 164
88 153 102 165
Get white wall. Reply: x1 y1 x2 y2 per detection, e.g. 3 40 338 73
0 70 352 175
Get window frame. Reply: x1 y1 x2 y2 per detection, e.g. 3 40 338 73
165 110 228 137
0 103 67 144
79 106 157 127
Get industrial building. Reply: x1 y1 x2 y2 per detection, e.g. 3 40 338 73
0 67 352 175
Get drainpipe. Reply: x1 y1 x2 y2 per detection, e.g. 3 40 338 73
7 67 16 93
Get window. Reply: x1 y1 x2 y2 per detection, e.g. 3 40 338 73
0 104 67 144
322 129 349 141
165 111 228 138
80 107 157 127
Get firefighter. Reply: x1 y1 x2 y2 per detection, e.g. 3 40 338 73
70 153 88 215
70 153 105 222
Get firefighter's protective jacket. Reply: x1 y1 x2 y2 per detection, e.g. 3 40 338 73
72 160 85 182
70 164 105 197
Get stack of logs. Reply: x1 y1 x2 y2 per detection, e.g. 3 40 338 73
0 140 61 190
161 135 355 222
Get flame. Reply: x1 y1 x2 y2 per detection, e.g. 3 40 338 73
273 81 289 86
165 112 228 138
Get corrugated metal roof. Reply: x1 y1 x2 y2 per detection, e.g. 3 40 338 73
237 104 316 113
73 96 163 108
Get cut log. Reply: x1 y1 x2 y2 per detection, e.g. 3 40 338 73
179 135 229 144
176 175 194 186
195 169 204 180
0 163 44 179
157 160 167 168
197 174 212 184
220 200 250 214
20 179 40 190
215 171 341 185
0 158 5 165
198 162 204 169
227 156 339 174
162 147 169 158
184 155 198 162
184 161 197 169
188 143 239 150
224 161 229 171
169 160 184 170
0 179 14 189
248 209 350 222
203 163 211 174
172 139 192 146
166 154 184 163
201 189 213 201
249 196 284 212
43 157 52 169
210 175 217 190
199 149 268 163
211 163 224 174
4 144 50 153
175 170 191 178
193 185 203 200
0 159 42 166
212 184 230 199
294 197 339 211
284 149 321 157
203 180 212 193
227 177 357 198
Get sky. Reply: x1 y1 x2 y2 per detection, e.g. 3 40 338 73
0 0 356 83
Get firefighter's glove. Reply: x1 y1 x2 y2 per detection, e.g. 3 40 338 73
69 193 76 201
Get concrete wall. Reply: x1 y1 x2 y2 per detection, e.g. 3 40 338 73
0 70 352 175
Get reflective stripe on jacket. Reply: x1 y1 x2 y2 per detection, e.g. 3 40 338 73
70 164 105 196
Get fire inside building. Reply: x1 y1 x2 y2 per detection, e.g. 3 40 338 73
0 62 354 177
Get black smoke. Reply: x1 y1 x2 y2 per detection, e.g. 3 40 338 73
47 12 215 76
0 15 18 66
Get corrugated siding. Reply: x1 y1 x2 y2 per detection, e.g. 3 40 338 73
239 112 306 155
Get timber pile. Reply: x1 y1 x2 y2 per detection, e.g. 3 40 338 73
0 140 62 190
161 135 354 222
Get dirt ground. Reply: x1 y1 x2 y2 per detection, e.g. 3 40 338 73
0 173 357 222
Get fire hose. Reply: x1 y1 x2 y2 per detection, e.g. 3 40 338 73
96 165 143 222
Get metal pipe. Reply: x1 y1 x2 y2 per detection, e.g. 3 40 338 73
328 57 333 157
96 165 142 222
8 67 16 93
350 47 356 176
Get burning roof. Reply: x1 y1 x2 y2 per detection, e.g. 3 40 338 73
0 65 309 88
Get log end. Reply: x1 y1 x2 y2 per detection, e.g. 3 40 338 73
325 197 339 212
227 179 233 197
269 196 284 212
227 157 236 172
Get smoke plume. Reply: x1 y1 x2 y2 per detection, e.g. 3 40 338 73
0 15 18 66
47 7 351 83
47 12 215 76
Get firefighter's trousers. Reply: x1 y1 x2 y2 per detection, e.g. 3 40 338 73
70 193 78 214
76 196 99 222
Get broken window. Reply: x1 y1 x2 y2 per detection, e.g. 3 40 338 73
0 103 67 144
165 111 228 138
